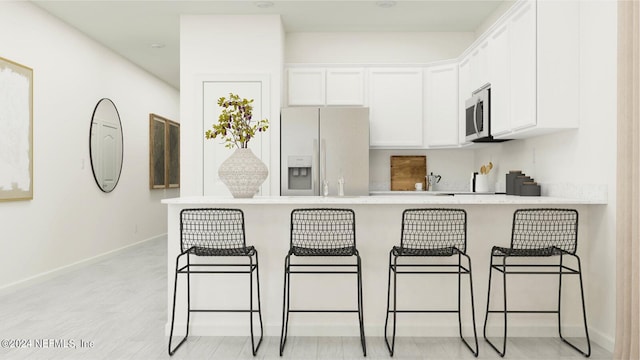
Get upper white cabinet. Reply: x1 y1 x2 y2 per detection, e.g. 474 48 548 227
424 62 459 147
326 68 365 105
458 56 471 144
460 0 579 141
487 21 510 136
285 0 580 149
508 0 537 131
368 68 424 147
534 0 580 136
469 40 490 92
287 68 325 105
287 67 364 106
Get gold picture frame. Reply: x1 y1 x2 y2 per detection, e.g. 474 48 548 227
0 57 33 201
149 113 180 189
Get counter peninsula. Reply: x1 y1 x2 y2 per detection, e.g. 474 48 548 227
163 195 605 338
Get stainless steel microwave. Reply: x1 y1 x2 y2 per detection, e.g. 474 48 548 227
465 84 491 143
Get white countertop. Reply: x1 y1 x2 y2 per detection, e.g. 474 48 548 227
162 194 606 205
369 190 483 196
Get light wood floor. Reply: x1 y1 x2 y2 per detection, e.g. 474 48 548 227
0 237 612 360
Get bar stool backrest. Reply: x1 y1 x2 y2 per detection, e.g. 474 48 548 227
290 208 356 251
400 208 467 253
511 208 578 254
180 208 246 253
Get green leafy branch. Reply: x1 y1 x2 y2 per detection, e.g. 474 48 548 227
204 93 269 149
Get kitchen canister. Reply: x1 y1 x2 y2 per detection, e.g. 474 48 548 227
506 170 523 195
514 175 532 195
520 181 541 196
475 174 490 193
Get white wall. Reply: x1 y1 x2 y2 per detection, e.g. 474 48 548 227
0 2 179 290
285 32 475 64
473 0 617 350
180 15 284 196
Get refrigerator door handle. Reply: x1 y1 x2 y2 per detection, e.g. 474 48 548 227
313 138 319 194
320 138 327 181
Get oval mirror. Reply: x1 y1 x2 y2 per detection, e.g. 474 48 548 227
89 98 123 193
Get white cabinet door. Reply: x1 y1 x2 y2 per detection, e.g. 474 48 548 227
469 40 489 92
287 68 325 105
368 68 423 147
425 63 458 147
487 22 511 137
458 56 471 144
326 68 365 106
508 0 536 131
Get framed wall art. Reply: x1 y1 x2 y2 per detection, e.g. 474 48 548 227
149 113 180 189
0 56 33 201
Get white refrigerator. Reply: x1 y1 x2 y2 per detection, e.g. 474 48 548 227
280 107 370 196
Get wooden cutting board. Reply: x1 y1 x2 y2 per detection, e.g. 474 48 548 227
390 156 427 191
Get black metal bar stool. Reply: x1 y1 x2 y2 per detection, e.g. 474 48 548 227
279 208 366 356
168 208 263 356
384 208 479 357
483 208 591 357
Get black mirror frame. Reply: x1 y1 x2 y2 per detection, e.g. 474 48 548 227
89 98 124 193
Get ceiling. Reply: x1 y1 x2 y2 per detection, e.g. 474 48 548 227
31 0 507 90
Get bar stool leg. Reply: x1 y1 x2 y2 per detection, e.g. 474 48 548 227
168 253 190 356
484 254 507 357
384 251 398 356
356 253 367 356
558 254 591 357
279 254 292 356
249 253 264 356
458 252 479 357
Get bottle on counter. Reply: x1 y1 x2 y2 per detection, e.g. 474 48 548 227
338 176 345 196
470 172 478 192
322 179 329 197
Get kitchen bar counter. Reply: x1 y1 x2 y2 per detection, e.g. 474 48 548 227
163 194 606 206
163 195 605 339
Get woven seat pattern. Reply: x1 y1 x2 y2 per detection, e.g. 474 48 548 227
507 208 578 256
180 208 252 255
290 209 356 256
398 209 466 255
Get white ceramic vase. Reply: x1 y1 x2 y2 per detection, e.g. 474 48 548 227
218 148 268 198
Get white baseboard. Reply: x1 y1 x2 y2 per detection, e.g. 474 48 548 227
0 234 166 295
589 327 615 353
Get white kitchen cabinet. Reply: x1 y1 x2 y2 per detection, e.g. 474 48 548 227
458 0 579 142
287 68 325 105
534 0 580 135
469 40 489 92
326 68 365 106
424 63 459 147
490 0 579 139
487 22 510 137
368 68 423 147
458 56 471 144
508 0 537 131
287 67 364 106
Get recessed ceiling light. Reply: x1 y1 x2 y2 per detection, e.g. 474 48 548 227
376 1 396 8
150 43 165 49
254 1 274 8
